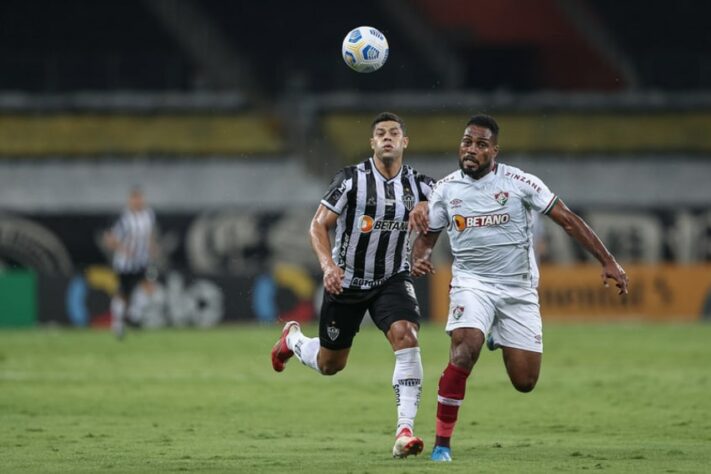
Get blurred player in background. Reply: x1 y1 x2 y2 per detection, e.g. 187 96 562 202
271 112 435 458
409 114 629 462
103 187 158 339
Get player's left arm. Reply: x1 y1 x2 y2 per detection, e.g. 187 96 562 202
547 199 629 295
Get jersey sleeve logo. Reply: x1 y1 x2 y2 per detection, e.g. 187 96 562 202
494 191 509 206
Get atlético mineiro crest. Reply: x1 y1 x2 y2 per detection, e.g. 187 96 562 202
494 191 509 206
452 305 464 320
402 190 415 211
327 324 340 341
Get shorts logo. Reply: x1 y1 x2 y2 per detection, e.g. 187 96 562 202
452 305 464 320
494 191 509 206
534 334 542 344
327 324 340 341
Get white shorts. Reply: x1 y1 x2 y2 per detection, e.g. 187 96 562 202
446 280 543 353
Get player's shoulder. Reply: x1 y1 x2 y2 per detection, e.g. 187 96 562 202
434 170 462 189
403 164 435 185
497 162 548 193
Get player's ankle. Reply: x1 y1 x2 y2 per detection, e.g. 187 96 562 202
434 435 451 448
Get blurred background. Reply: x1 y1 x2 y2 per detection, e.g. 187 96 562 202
1 0 710 328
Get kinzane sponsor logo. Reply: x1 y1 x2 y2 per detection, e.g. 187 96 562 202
453 213 510 231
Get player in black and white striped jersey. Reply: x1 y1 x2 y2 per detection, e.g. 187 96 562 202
271 112 435 458
103 188 157 339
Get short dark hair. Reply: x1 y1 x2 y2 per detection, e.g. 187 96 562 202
466 114 499 141
371 112 407 135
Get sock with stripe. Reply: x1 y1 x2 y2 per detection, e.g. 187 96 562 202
287 329 322 373
435 362 470 448
392 347 423 436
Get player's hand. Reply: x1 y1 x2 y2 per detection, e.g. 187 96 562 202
408 202 430 234
411 248 435 278
323 263 344 295
601 260 629 295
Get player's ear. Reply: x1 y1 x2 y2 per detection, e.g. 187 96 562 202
370 137 375 150
493 144 500 157
402 136 409 149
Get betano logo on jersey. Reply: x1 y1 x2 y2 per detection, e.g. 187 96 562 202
453 213 510 231
358 215 408 233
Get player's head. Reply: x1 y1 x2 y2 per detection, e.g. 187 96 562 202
370 112 408 166
459 114 500 179
128 186 146 211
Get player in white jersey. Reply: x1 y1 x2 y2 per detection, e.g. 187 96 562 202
409 114 629 462
103 188 158 339
271 113 434 458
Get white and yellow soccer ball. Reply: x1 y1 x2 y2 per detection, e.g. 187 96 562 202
341 26 389 73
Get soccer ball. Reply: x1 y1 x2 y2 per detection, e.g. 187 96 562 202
341 26 389 73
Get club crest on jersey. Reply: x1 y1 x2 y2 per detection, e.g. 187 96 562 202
494 191 509 206
452 305 464 320
402 192 415 211
327 324 340 341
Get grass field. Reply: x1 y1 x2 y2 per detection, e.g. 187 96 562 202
1 323 710 473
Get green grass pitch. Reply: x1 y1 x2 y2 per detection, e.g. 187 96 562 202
1 323 710 473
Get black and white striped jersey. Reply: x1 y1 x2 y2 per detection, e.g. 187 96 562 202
320 157 435 290
110 208 155 273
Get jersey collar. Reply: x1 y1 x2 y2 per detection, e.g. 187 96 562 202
369 157 403 182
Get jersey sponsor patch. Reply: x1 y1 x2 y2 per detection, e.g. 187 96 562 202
453 213 510 231
357 215 408 233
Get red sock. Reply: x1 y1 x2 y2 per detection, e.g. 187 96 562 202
435 363 470 447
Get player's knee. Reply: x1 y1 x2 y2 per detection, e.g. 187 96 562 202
387 322 419 350
319 360 346 376
512 375 538 393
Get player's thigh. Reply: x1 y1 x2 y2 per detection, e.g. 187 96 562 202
368 273 421 343
445 284 496 337
501 347 541 393
319 289 369 350
490 286 543 353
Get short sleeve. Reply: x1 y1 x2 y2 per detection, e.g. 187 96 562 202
514 171 558 215
427 181 449 232
320 168 351 215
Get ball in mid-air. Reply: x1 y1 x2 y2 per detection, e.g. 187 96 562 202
341 26 389 73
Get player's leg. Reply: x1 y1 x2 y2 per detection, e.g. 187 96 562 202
490 285 543 392
272 288 367 374
110 272 133 339
501 347 541 393
369 274 424 458
432 285 496 462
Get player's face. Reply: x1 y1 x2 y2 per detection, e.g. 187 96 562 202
128 191 145 211
370 121 408 166
459 125 499 179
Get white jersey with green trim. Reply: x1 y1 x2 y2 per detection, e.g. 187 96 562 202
428 162 558 288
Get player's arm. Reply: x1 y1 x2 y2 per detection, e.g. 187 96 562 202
411 231 441 277
547 199 629 295
408 202 429 234
310 204 344 295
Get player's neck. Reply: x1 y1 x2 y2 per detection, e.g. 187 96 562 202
372 156 402 180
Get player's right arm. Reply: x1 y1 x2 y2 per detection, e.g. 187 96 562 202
310 205 344 295
411 231 440 277
547 199 629 295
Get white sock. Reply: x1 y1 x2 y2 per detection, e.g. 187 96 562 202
288 329 322 374
392 347 423 436
110 297 125 331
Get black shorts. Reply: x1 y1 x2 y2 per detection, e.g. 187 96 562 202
319 272 421 350
118 270 147 298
